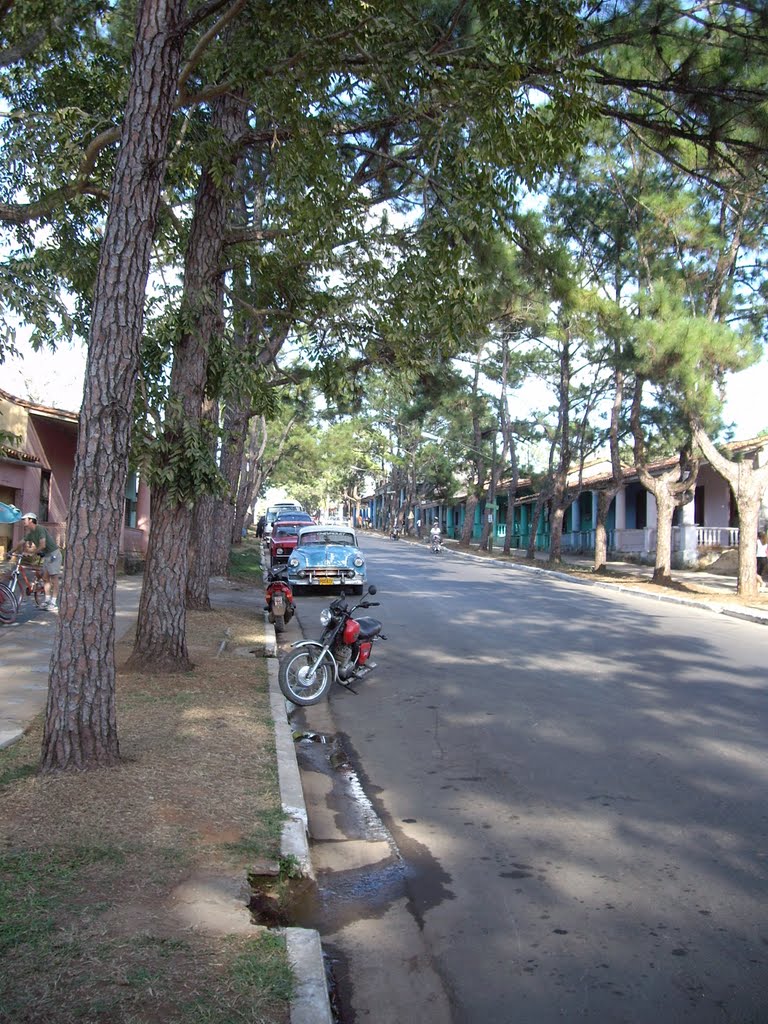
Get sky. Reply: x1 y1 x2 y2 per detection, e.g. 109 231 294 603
3 336 767 440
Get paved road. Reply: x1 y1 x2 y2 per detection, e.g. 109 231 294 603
292 533 768 1024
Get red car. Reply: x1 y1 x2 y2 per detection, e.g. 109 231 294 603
269 519 311 564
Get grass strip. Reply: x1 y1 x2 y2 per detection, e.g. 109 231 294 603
0 605 292 1024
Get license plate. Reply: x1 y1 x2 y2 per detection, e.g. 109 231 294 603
316 577 334 585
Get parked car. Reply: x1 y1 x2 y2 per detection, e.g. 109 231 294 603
286 525 367 593
263 502 305 539
274 510 314 527
269 520 309 564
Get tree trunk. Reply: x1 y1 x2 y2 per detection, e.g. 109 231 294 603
548 502 565 565
187 398 219 608
211 402 249 572
459 494 478 547
631 379 698 588
593 488 616 572
502 476 518 556
41 0 187 772
129 90 242 671
187 491 215 608
131 493 194 671
526 493 546 560
692 420 768 599
594 360 624 572
652 491 675 584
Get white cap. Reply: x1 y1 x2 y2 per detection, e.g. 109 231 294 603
22 512 37 521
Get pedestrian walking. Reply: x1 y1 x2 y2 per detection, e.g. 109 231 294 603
757 530 767 584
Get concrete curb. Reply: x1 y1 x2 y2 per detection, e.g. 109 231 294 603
266 617 333 1024
0 726 24 750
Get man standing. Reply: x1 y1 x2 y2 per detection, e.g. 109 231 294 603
14 513 61 611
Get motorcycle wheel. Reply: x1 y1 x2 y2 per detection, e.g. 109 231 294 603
278 647 333 705
273 613 286 634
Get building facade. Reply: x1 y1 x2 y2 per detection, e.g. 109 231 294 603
0 389 150 562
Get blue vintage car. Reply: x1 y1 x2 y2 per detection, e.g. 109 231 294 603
286 525 367 593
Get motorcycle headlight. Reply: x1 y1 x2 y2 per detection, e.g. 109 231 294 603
320 608 332 626
353 557 364 568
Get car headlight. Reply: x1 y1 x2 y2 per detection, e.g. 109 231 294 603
288 557 299 567
353 557 364 567
276 547 284 555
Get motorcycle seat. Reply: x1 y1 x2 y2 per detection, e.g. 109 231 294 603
354 616 382 639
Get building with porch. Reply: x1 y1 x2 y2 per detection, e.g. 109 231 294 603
0 389 150 564
363 435 768 568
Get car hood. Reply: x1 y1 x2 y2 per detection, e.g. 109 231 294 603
290 545 364 568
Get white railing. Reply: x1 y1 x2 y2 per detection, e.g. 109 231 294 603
696 526 739 548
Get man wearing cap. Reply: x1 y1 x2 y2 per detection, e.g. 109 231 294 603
12 513 62 611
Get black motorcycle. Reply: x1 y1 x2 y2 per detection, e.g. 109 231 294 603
278 585 385 705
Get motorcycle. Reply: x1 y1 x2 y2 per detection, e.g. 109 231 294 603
389 525 400 540
430 533 442 553
278 585 385 705
264 564 296 634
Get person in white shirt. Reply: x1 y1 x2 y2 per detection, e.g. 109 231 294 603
757 531 767 581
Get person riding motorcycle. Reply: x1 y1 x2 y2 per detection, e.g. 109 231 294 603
429 522 442 551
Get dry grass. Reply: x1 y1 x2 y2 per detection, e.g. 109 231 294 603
0 607 292 1024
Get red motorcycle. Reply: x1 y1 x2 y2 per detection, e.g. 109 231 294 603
264 564 296 634
278 585 384 705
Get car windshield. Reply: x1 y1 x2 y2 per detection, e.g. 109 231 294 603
274 527 300 538
300 531 355 546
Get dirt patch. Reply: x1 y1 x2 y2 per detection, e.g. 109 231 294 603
0 607 292 1024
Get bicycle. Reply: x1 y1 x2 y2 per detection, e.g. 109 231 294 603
0 553 47 624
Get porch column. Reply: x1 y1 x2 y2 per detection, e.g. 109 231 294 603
646 491 657 528
570 498 580 532
614 488 626 530
644 492 657 555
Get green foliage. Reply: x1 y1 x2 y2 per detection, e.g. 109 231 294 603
635 283 759 420
135 402 227 508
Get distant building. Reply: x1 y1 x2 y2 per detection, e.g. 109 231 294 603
0 389 150 563
363 435 768 568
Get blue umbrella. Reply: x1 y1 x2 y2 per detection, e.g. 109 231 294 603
0 502 22 523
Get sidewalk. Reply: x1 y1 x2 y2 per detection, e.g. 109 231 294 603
0 577 144 750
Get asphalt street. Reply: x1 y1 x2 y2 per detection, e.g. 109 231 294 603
291 533 768 1024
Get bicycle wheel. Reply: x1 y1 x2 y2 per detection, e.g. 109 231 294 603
0 582 19 623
